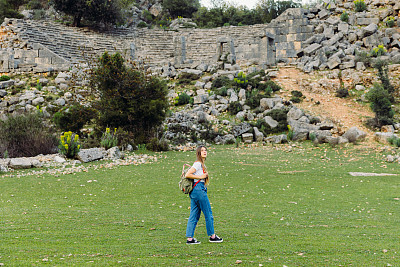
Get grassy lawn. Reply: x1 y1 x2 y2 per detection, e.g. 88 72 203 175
1 143 400 266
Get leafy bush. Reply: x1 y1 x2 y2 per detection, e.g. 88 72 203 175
59 131 81 159
291 90 303 98
336 88 349 98
255 108 288 136
371 45 387 57
146 137 169 152
137 21 147 28
340 11 349 22
162 0 199 18
52 0 122 27
245 90 263 109
234 72 248 89
100 128 118 150
0 75 10 81
0 113 58 158
373 59 394 97
90 52 169 144
355 50 372 67
366 83 394 127
354 0 367 12
27 0 44 9
212 76 232 89
228 101 243 115
174 92 191 106
53 103 96 133
264 80 282 92
290 96 302 103
216 86 228 97
384 16 395 28
388 136 400 147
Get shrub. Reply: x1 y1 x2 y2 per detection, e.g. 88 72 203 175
373 59 394 97
384 16 395 28
0 113 58 158
354 0 367 12
245 90 263 109
59 131 81 159
290 96 302 103
211 76 232 89
0 75 10 81
255 108 288 135
100 127 118 150
174 92 191 105
216 86 228 97
291 90 303 98
228 101 243 115
388 136 400 147
137 21 147 28
264 80 282 92
366 83 394 127
340 11 349 22
90 52 169 144
371 45 387 57
146 137 169 152
27 0 44 9
287 125 293 140
336 88 349 98
234 72 248 89
53 103 96 133
355 50 372 67
162 0 199 18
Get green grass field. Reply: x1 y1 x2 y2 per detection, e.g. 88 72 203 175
1 143 400 266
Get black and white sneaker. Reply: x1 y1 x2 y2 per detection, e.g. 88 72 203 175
186 238 201 245
209 235 223 243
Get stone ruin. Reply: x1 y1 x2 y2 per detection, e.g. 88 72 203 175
0 8 313 73
0 0 399 75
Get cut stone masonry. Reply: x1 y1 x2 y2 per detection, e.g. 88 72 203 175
0 8 312 73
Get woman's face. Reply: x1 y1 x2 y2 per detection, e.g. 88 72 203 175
200 147 207 159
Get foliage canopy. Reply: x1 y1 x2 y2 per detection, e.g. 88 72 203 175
90 52 169 144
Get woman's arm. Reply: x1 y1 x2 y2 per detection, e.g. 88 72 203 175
185 167 208 179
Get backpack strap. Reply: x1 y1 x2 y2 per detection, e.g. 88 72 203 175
193 180 201 189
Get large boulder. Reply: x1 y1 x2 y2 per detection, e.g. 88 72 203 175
253 127 264 142
265 134 288 144
374 132 396 143
342 127 367 143
9 158 32 169
232 122 252 137
77 148 106 163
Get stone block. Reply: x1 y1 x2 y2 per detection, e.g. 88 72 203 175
9 158 32 169
78 148 106 163
327 56 341 69
304 43 322 55
357 17 380 25
242 133 253 143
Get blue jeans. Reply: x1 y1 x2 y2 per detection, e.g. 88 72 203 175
186 182 215 237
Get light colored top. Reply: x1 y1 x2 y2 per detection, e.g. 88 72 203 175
193 161 205 183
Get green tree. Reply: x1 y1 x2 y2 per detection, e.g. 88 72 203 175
255 0 300 23
51 0 121 27
90 52 169 144
0 0 25 24
366 83 394 127
162 0 200 18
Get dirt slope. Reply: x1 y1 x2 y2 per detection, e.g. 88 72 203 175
274 67 376 143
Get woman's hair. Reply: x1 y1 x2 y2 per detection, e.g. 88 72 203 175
196 145 209 185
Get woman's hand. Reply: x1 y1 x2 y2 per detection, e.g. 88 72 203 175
202 172 208 179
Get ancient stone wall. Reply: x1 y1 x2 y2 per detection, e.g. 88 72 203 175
0 8 312 73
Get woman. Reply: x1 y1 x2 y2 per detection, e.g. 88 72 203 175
185 145 223 244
